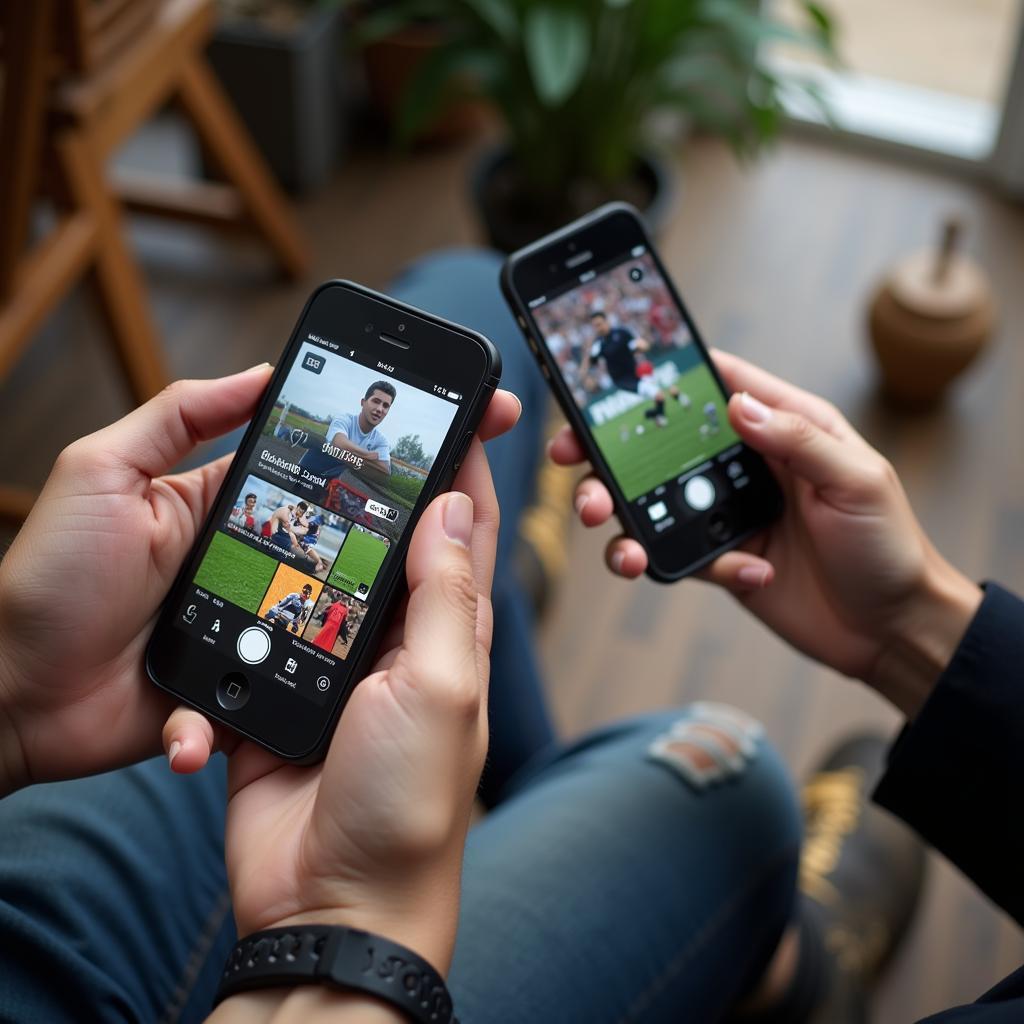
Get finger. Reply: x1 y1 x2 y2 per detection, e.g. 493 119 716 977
711 350 850 437
395 490 487 707
75 364 274 489
605 535 648 578
161 706 231 774
728 391 872 501
477 389 521 442
153 452 233 532
548 425 588 466
696 550 775 593
574 475 615 527
451 437 500 600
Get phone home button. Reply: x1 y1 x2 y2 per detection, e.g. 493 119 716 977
217 672 251 711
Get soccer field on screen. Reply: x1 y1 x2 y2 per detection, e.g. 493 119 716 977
591 362 739 501
328 528 390 596
194 532 277 612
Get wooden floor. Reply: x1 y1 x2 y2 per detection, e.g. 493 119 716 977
2 125 1023 1021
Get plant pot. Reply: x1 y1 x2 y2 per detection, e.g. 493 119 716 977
206 6 345 194
469 145 675 253
362 23 489 146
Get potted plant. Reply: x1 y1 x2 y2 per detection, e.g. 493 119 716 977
207 0 347 194
357 0 836 251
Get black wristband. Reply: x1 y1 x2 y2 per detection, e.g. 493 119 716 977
214 925 456 1024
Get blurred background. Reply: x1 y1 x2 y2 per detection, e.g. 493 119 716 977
1 2 1022 1019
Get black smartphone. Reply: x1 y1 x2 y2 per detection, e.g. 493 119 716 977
146 281 500 762
502 202 781 582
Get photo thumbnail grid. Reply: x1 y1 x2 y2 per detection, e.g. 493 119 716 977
192 472 394 659
533 253 739 501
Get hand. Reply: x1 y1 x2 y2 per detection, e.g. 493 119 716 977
550 351 981 715
0 366 275 793
164 392 520 976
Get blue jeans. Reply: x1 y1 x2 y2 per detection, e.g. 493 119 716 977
0 251 801 1022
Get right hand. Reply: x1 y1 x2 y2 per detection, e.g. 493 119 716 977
551 351 981 714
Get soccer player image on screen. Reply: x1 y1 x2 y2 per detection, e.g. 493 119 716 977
300 380 395 481
292 510 327 574
263 583 314 633
580 311 687 437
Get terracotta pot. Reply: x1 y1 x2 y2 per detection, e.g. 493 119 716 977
867 221 995 410
362 24 488 146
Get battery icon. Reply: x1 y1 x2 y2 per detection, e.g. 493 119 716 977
448 391 462 401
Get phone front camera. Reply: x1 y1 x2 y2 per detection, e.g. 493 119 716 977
364 323 374 333
398 323 406 332
629 267 643 282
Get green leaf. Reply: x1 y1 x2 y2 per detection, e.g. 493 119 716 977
461 0 519 44
523 6 590 107
352 0 448 47
394 43 494 146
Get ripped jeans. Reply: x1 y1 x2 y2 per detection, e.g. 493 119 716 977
0 251 801 1022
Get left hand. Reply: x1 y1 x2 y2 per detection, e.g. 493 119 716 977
0 366 274 792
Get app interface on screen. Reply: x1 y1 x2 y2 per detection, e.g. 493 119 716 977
176 335 460 704
531 249 750 536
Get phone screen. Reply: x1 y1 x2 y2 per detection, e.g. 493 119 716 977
530 248 746 536
174 334 462 705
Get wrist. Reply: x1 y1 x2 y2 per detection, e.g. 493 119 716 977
869 556 982 718
238 862 461 978
209 987 409 1024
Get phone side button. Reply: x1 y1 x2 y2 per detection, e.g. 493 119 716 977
217 672 251 711
452 430 474 474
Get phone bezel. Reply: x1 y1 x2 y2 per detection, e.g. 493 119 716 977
146 280 500 762
502 202 781 582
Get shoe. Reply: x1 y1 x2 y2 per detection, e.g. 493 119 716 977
726 734 925 1024
800 734 927 1019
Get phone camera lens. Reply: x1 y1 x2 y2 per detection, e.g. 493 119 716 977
629 267 643 282
364 323 374 333
398 323 406 332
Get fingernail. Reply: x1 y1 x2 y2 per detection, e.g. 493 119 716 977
739 392 772 423
737 565 769 588
611 551 626 575
244 362 273 374
168 740 182 769
509 391 523 421
443 492 474 547
575 492 590 515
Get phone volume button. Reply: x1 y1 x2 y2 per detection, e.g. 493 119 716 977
452 430 474 473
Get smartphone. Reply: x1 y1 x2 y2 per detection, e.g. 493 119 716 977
502 203 781 582
146 281 500 762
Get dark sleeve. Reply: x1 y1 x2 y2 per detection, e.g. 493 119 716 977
873 582 1024 926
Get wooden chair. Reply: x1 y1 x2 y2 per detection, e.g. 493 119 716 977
0 0 310 523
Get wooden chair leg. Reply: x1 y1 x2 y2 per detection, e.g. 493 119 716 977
0 486 37 526
56 129 169 404
176 54 310 281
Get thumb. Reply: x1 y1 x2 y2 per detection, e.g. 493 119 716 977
78 364 273 488
728 390 871 500
391 491 485 717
